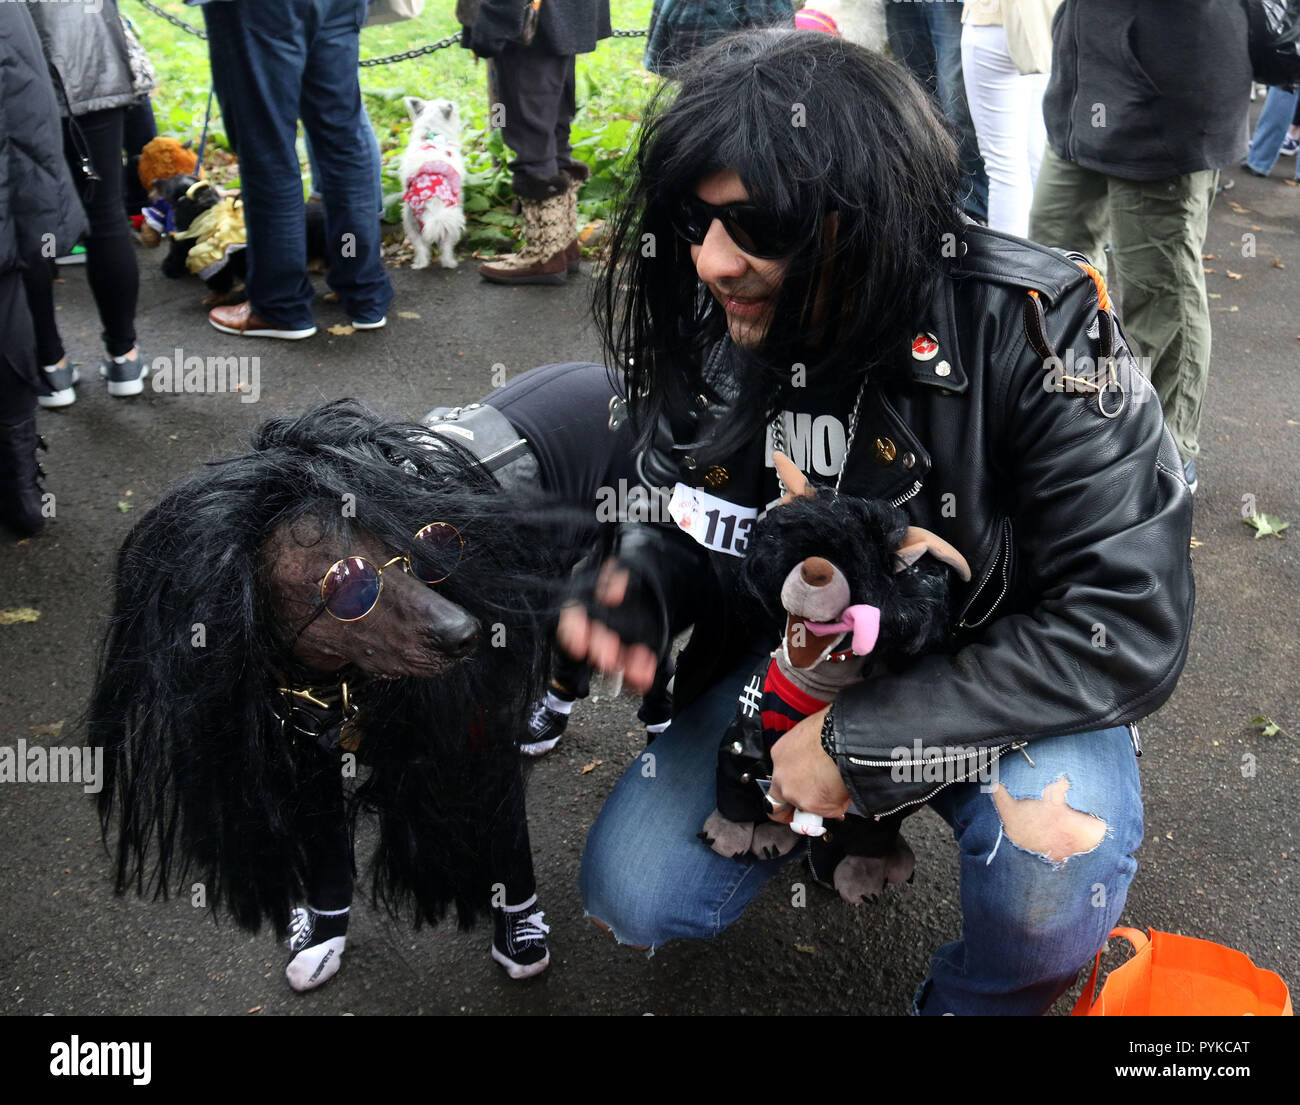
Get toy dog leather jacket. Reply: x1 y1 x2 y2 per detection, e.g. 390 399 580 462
612 226 1195 820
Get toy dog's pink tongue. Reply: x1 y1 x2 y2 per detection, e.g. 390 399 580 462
804 604 880 656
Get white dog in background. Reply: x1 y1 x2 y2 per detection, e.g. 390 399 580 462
400 97 465 270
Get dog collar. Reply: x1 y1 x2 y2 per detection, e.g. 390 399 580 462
271 675 364 752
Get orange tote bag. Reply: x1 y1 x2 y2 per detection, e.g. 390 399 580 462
1072 926 1293 1016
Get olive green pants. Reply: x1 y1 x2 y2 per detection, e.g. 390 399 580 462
1029 147 1218 462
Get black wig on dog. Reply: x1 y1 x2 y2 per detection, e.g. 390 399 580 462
90 400 572 935
738 492 954 658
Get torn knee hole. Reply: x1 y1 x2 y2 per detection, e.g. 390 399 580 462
587 915 649 950
990 776 1106 864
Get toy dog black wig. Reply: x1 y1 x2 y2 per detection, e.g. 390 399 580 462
90 400 573 936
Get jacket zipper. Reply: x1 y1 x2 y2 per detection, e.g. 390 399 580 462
890 479 923 508
851 740 1029 821
956 517 1012 630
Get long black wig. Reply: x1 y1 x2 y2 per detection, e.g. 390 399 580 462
595 28 966 463
89 400 572 936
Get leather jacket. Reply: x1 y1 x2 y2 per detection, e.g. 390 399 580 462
612 225 1195 819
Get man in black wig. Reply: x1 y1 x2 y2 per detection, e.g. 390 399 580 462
562 29 1193 1015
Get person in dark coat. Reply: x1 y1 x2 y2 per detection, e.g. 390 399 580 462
643 0 794 75
1028 0 1253 495
463 0 611 284
25 0 146 402
0 4 89 535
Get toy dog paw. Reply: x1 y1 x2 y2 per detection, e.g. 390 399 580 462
699 808 756 859
749 821 801 860
832 834 916 905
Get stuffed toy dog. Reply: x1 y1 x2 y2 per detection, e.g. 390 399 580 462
699 453 970 905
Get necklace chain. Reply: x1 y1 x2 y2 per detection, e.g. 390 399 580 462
770 375 868 496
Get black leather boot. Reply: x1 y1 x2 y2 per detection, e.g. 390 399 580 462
0 409 48 537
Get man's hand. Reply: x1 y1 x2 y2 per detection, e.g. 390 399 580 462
556 559 659 693
767 707 851 821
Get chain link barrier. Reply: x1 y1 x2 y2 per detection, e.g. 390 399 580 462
134 0 644 65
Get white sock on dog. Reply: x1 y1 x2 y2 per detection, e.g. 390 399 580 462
285 904 349 992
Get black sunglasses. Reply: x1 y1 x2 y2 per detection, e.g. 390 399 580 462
670 196 805 260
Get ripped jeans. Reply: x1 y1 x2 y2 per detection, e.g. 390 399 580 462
578 651 1143 1015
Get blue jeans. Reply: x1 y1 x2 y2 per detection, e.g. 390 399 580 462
885 0 990 223
580 650 1144 1015
201 0 392 327
305 107 384 215
1245 86 1300 179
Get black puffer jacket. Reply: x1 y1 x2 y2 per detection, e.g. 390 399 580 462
613 226 1194 819
1 4 88 285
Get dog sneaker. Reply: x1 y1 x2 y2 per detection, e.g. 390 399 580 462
491 897 550 980
37 360 79 409
100 351 148 398
285 905 349 992
520 690 574 757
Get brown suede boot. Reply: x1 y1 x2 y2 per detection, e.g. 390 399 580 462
479 171 571 286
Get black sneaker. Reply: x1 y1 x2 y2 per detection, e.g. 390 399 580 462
520 700 568 757
285 906 348 992
491 903 551 979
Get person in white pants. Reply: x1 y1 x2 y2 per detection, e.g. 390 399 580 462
961 3 1049 237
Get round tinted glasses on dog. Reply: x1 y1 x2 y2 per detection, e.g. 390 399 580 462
670 196 804 259
318 523 464 622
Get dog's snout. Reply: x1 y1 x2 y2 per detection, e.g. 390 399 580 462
429 610 481 659
801 557 834 586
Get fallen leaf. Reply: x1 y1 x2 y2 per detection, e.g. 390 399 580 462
1226 270 1243 280
1165 831 1174 840
396 311 421 319
28 722 64 737
1250 716 1288 738
1202 253 1217 260
124 489 133 497
1189 537 1203 548
1286 179 1299 187
580 759 603 775
327 324 356 336
1251 224 1263 231
117 501 132 513
1244 512 1289 539
1288 419 1299 424
1208 292 1222 298
247 1005 261 1014
1203 267 1215 274
0 607 41 625
795 944 817 955
1227 200 1248 212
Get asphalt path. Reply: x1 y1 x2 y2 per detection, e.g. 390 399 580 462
1 166 1296 1019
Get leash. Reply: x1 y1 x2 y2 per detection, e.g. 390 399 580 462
195 85 215 179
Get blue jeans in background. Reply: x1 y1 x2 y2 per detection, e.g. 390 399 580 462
200 0 392 327
579 649 1144 1015
886 0 990 223
1245 86 1300 180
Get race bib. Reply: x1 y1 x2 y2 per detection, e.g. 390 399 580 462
668 483 758 558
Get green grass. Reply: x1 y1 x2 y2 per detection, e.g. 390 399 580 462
127 0 658 248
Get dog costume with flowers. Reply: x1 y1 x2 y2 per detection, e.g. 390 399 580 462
699 455 971 905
